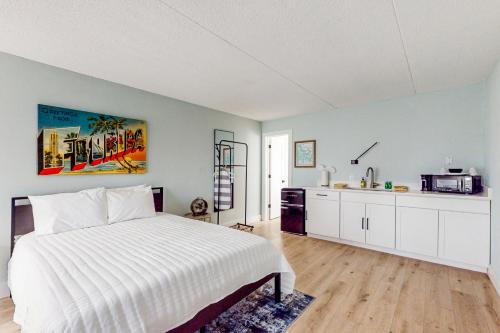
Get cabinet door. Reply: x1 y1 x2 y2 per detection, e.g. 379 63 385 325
396 207 438 257
366 204 395 248
340 201 366 243
306 198 340 238
439 211 490 267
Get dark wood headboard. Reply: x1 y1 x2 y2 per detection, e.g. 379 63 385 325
11 187 164 255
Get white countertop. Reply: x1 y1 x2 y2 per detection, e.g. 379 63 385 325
303 186 491 201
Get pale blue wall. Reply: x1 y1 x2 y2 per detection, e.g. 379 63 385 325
0 52 261 292
485 59 500 282
263 83 487 187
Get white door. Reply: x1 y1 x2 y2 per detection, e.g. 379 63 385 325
396 207 439 257
306 198 340 238
269 135 288 219
340 201 366 243
439 211 490 267
365 204 396 249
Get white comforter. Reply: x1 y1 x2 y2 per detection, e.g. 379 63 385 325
8 214 295 333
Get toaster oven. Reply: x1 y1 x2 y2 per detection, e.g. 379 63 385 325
421 174 482 194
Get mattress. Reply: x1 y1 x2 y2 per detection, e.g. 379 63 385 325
8 214 295 333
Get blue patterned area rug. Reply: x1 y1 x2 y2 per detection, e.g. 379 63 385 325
203 284 314 333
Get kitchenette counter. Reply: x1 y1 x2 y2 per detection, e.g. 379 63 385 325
302 184 491 272
303 186 491 201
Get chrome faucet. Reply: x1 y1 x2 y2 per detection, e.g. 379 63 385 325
366 167 375 188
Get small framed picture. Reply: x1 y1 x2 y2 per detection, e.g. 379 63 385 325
295 140 316 168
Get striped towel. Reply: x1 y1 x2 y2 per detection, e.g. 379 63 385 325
214 168 232 210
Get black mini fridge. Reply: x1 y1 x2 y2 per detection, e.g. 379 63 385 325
280 188 306 235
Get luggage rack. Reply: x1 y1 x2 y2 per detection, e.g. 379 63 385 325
214 131 252 231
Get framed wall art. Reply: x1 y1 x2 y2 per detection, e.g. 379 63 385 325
294 140 316 168
37 104 147 175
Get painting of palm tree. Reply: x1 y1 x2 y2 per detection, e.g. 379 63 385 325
37 104 147 175
44 151 53 167
87 115 139 173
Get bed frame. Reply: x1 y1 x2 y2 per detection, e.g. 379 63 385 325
10 186 281 333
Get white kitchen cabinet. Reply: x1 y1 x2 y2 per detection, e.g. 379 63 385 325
366 204 396 248
340 191 396 248
439 211 490 267
304 187 490 272
306 196 339 238
396 195 489 214
396 207 439 257
340 201 366 243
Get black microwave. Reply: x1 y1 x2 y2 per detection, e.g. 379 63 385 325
421 174 483 194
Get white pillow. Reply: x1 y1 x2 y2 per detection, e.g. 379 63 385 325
106 185 156 223
109 184 146 191
29 188 108 235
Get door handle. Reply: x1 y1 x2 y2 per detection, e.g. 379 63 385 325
361 217 365 230
366 217 369 230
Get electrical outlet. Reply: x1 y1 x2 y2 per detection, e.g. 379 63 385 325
445 156 453 166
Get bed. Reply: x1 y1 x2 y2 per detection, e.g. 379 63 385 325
9 187 295 332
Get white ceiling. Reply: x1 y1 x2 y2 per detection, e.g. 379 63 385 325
0 1 499 121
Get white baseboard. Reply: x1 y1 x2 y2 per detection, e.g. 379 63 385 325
308 233 488 273
488 266 500 296
0 280 10 299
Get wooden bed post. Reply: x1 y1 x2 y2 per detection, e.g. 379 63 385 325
274 273 281 303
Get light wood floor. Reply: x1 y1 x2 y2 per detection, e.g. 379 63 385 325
1 220 499 333
254 220 500 333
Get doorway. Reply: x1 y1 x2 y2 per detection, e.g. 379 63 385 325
263 130 292 221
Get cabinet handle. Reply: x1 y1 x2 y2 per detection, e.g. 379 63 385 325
305 210 308 220
361 217 365 230
316 194 328 197
366 217 369 230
